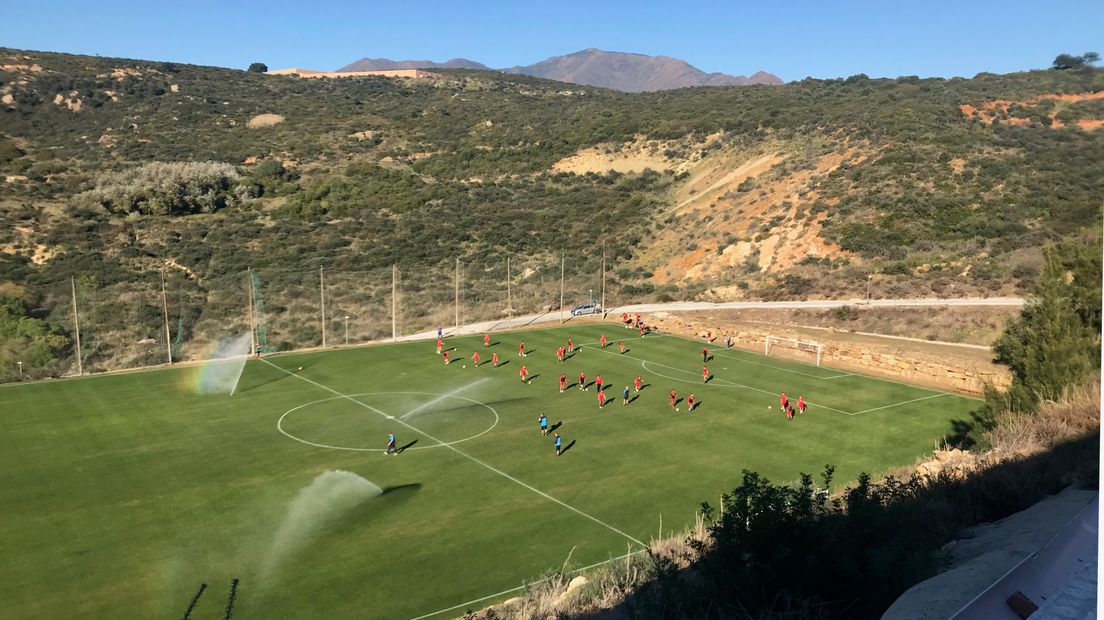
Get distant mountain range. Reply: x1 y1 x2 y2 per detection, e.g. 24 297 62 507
338 48 782 92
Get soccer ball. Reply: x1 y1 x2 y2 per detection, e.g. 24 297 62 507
297 366 303 371
676 408 680 412
768 405 771 410
463 365 467 368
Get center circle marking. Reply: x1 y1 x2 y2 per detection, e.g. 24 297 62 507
278 391 499 452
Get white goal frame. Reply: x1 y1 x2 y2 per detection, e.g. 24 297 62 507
764 335 823 366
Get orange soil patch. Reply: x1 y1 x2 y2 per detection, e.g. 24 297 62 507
962 90 1104 128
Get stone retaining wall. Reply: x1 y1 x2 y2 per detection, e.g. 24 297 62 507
647 314 1010 396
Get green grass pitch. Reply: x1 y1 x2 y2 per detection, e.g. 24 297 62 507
0 322 980 619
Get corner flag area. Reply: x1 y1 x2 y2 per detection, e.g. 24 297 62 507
0 323 980 619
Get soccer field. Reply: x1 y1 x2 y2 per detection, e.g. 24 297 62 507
0 322 980 619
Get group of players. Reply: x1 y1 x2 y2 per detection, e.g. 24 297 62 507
386 318 809 455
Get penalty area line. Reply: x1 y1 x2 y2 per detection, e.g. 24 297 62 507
852 392 952 414
260 358 646 550
407 549 644 620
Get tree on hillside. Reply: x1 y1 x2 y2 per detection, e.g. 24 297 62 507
0 283 69 381
991 235 1102 411
1051 52 1099 70
247 62 268 73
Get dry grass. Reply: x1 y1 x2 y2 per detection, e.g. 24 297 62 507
987 379 1100 457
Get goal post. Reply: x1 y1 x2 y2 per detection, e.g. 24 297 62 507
764 335 823 366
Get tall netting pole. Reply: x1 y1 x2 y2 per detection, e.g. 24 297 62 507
393 261 401 339
160 271 172 365
601 252 607 317
247 268 256 355
559 255 565 324
319 266 327 348
70 276 83 376
454 258 460 332
507 256 513 318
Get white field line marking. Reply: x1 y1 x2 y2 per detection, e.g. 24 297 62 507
664 332 983 402
708 349 852 381
261 358 646 548
407 549 644 620
852 393 952 414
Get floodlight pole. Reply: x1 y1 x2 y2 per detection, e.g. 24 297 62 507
160 270 172 365
454 258 460 332
247 268 257 355
391 264 397 343
559 255 565 324
70 276 83 376
319 266 327 347
345 315 350 345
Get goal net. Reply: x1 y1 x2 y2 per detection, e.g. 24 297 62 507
764 336 823 366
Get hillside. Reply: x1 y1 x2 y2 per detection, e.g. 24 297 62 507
0 47 1102 376
504 48 784 91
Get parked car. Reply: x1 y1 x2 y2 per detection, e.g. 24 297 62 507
570 302 602 316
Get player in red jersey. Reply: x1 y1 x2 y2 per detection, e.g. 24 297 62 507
780 392 789 411
567 337 574 352
578 371 586 391
797 395 806 414
600 334 607 349
471 351 480 366
622 312 630 327
635 313 641 327
669 389 678 409
443 350 450 364
518 342 526 357
703 366 710 383
595 374 603 393
492 352 499 367
786 402 795 420
597 389 606 408
484 333 490 347
556 346 564 363
687 393 696 412
559 373 567 392
436 338 443 355
634 376 642 392
520 365 528 382
619 341 625 355
701 347 709 363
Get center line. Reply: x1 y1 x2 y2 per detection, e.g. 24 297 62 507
261 358 646 548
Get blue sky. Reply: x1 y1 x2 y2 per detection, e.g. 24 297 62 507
2 1 1101 81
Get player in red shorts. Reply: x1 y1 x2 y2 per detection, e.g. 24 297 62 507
622 312 629 327
597 389 606 409
567 337 574 352
786 402 795 420
559 373 567 392
518 342 526 357
595 374 603 393
436 338 443 355
484 333 490 347
797 395 806 414
619 341 625 355
443 350 450 365
780 392 789 412
634 376 642 392
687 393 696 412
471 351 479 366
492 352 499 367
578 371 586 391
556 346 564 363
701 347 709 363
520 365 528 382
703 366 710 383
600 334 607 349
669 389 677 409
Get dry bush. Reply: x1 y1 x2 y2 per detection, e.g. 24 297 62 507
986 378 1100 457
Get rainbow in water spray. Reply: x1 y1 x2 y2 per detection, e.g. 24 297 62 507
191 332 253 395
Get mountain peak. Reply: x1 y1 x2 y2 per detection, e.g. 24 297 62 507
337 57 489 72
508 48 782 92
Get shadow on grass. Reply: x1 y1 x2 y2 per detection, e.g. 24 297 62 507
549 421 562 433
235 362 293 393
397 440 418 453
560 440 576 455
